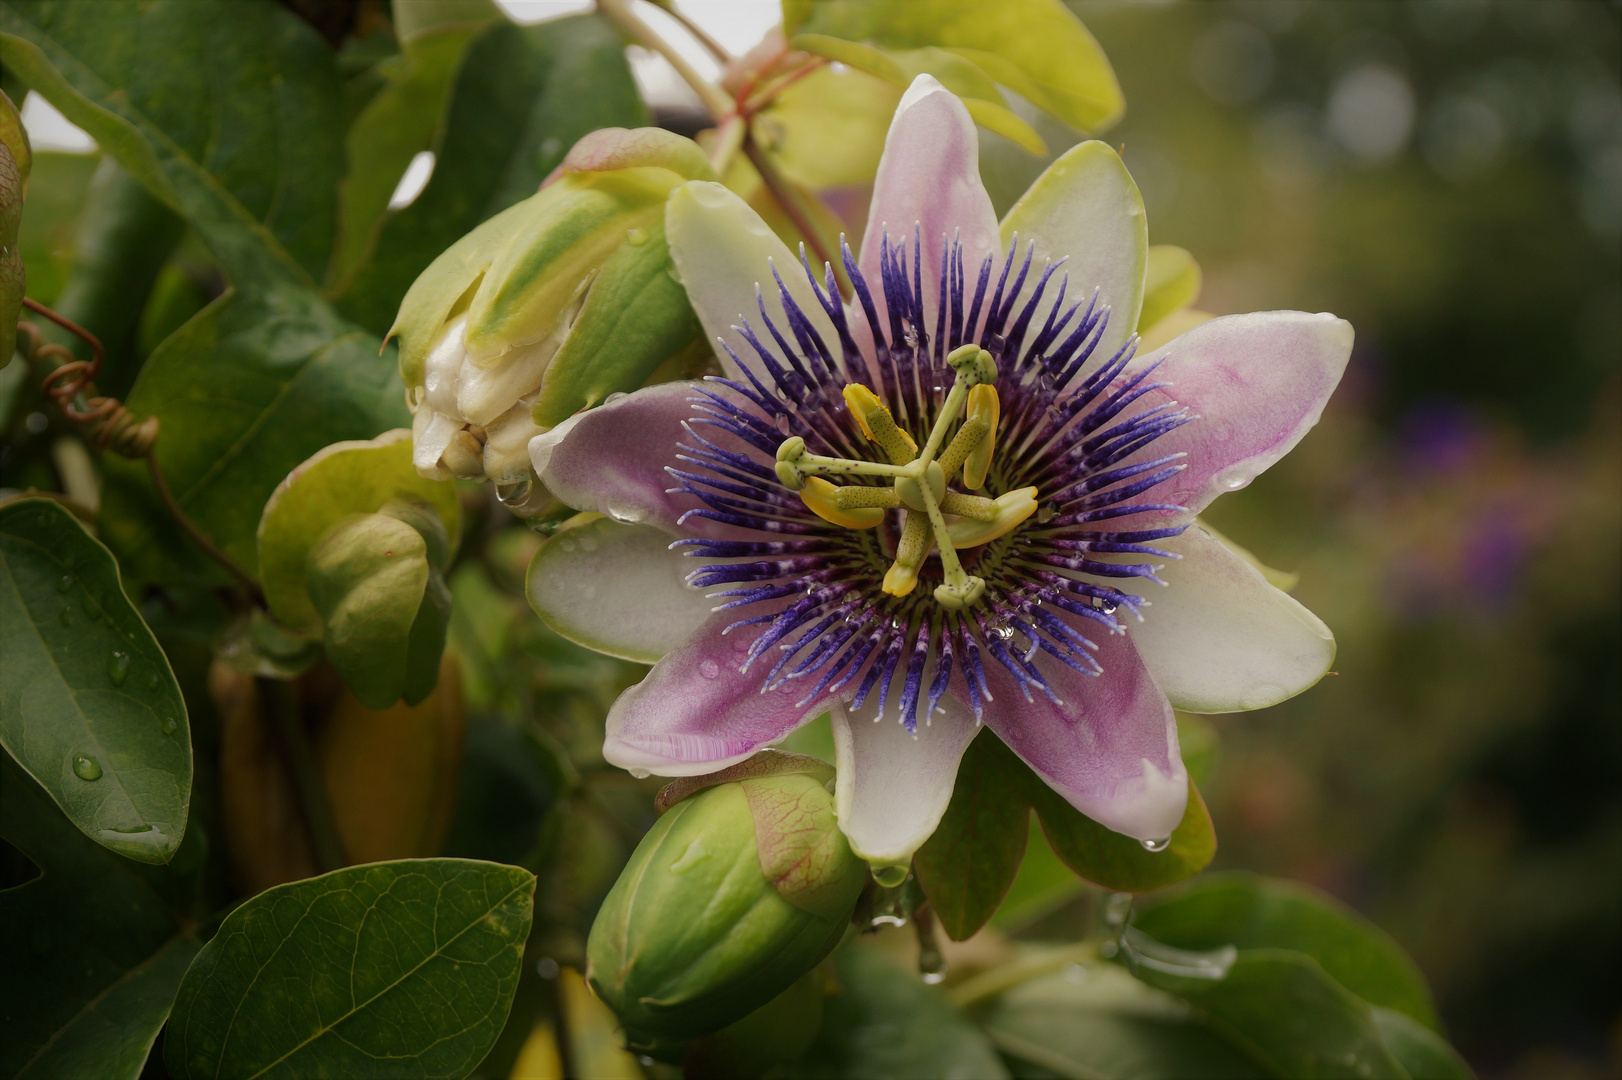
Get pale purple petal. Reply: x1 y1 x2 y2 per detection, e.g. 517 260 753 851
603 603 832 776
1126 311 1354 522
859 74 1001 334
829 686 980 865
1112 524 1336 713
525 518 716 664
528 381 742 540
967 630 1187 843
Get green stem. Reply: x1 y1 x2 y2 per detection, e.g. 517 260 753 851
260 677 347 874
947 942 1100 1010
595 0 734 121
918 380 969 466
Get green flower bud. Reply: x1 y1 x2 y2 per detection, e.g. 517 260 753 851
587 762 864 1051
394 128 712 487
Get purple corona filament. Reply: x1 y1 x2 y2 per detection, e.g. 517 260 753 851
668 229 1192 735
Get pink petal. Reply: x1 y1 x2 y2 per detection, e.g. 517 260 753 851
967 630 1187 843
603 603 833 776
1126 311 1354 522
858 75 1001 335
527 381 740 540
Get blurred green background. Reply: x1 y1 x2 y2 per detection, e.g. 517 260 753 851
1052 2 1620 1077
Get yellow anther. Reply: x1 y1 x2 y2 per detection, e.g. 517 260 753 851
800 477 884 529
963 383 1000 490
842 383 917 464
946 487 1038 548
882 512 931 597
834 485 900 511
939 491 997 522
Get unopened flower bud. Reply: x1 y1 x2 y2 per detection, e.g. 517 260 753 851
587 762 863 1052
394 128 713 487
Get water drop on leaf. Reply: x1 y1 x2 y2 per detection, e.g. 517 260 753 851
108 650 131 686
161 716 179 735
72 754 103 781
59 607 71 627
56 574 73 592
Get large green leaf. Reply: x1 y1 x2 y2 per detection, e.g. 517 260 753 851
1124 947 1408 1080
1031 774 1216 896
793 944 1010 1078
784 0 1123 135
1371 1008 1475 1080
976 958 1270 1080
0 0 345 288
0 753 202 1080
165 858 536 1080
914 728 1031 941
0 499 191 863
335 13 647 336
1132 873 1439 1030
97 285 408 587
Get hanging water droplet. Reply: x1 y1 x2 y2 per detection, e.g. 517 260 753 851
871 863 909 888
72 754 103 781
108 651 132 686
868 914 908 929
161 716 179 735
627 767 651 779
105 823 154 834
1141 836 1171 853
56 574 73 592
496 478 532 507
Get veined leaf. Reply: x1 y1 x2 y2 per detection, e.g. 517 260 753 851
165 859 536 1080
335 14 647 336
0 499 190 864
97 285 408 588
0 754 202 1079
0 0 345 288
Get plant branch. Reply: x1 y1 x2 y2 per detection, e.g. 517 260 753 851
146 454 266 604
260 676 347 874
596 0 734 122
659 3 730 64
743 134 844 289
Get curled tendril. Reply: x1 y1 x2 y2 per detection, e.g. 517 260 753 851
16 298 159 458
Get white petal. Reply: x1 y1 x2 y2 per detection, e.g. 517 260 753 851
422 315 467 418
457 334 556 426
525 517 714 663
412 407 458 479
665 181 840 385
830 691 980 865
481 398 543 484
999 141 1147 363
1119 524 1336 713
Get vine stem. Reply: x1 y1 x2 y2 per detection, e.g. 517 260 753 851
743 134 840 282
146 454 266 603
595 0 734 120
259 677 347 874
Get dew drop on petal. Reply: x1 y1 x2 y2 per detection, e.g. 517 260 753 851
1141 836 1171 853
72 754 103 781
698 658 721 680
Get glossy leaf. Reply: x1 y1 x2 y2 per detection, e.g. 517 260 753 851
1139 244 1203 334
795 945 1010 1078
785 0 1123 135
0 0 345 288
990 819 1086 931
1132 872 1440 1029
1125 948 1408 1080
335 14 647 336
257 430 461 635
977 959 1270 1080
165 858 536 1080
914 728 1032 941
97 286 408 588
0 499 190 863
0 753 201 1080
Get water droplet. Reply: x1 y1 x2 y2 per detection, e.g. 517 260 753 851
147 673 160 690
625 227 648 246
628 767 651 779
1210 420 1234 443
425 371 441 392
774 413 792 435
536 957 560 980
603 496 646 524
1061 963 1088 984
604 391 629 405
698 658 721 680
56 575 73 592
921 969 946 985
496 478 532 507
868 914 908 929
871 863 909 888
59 608 72 627
72 755 103 781
576 533 597 552
105 823 154 834
161 716 179 735
1141 836 1171 852
108 651 131 686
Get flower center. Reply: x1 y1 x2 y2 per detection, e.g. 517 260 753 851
773 344 1039 611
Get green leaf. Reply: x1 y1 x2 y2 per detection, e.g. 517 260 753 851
335 14 647 336
787 0 1123 135
97 285 408 588
976 958 1271 1080
914 728 1032 941
164 858 537 1080
990 818 1085 931
1138 245 1203 335
0 753 202 1080
1124 947 1408 1080
753 64 900 190
1176 711 1221 791
257 430 461 635
1029 769 1216 896
1371 1008 1475 1080
0 499 191 863
1 0 346 288
329 25 486 290
794 945 1010 1078
1132 872 1440 1030
1 141 22 366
